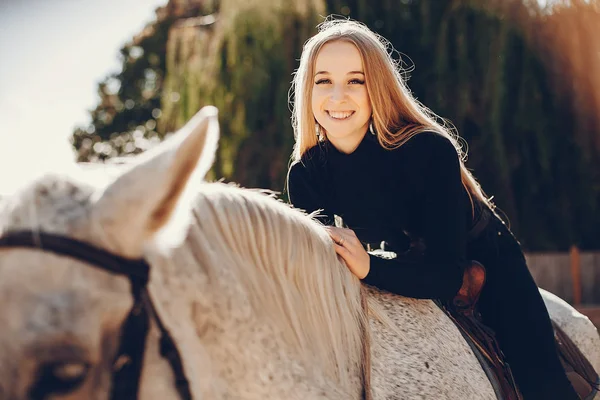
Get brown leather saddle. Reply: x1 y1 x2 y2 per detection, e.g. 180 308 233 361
440 261 600 400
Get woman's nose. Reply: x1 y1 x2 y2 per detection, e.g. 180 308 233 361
330 84 346 101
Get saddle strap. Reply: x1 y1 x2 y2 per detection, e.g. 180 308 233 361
441 305 522 400
436 261 522 399
552 321 600 400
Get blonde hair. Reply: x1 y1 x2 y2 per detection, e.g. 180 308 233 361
290 18 492 213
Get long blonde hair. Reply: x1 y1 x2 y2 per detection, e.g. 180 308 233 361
290 18 492 213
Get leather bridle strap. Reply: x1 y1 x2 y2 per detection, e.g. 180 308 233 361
111 274 150 399
0 231 150 282
0 230 192 400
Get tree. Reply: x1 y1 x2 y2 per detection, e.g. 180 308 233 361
70 5 178 161
72 0 600 250
160 0 325 186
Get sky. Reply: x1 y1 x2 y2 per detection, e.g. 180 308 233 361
0 0 167 193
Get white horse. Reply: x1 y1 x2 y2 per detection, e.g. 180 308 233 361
0 106 598 399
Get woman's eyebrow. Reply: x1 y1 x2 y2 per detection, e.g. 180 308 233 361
314 70 365 76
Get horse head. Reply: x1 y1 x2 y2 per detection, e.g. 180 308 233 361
0 106 219 400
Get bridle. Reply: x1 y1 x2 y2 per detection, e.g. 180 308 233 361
0 230 192 400
0 230 374 400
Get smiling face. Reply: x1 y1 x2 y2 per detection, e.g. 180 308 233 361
311 40 372 153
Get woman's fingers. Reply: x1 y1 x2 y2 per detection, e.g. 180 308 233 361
326 226 370 279
334 243 350 257
325 227 342 244
325 226 356 248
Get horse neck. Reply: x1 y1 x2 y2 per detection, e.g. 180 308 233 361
142 199 366 398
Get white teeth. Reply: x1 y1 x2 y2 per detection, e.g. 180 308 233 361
327 111 353 120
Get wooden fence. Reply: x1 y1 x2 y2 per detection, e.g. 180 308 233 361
526 247 600 305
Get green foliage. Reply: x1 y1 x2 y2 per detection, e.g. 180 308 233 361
161 0 324 186
71 0 600 250
70 11 177 161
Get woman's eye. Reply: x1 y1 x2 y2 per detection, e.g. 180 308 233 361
314 78 364 85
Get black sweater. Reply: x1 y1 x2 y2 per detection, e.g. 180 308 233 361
287 131 474 300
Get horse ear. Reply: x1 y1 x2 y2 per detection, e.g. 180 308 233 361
90 106 220 257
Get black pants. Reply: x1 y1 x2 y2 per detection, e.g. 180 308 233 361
467 216 579 400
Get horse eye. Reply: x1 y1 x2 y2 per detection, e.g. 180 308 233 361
29 362 90 399
52 362 89 381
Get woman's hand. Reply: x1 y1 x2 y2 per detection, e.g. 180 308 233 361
325 226 370 279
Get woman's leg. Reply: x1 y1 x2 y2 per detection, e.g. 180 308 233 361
475 222 579 400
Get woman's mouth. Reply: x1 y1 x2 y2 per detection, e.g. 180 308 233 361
326 110 355 120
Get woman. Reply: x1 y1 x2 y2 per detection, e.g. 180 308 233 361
286 18 580 399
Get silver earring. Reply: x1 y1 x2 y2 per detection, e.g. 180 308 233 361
315 123 321 139
369 120 376 135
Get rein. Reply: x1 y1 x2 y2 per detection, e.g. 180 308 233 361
0 231 192 400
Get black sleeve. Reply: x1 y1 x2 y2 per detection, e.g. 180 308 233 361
362 134 467 301
286 161 334 225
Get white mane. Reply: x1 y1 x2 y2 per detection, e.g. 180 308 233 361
183 182 367 387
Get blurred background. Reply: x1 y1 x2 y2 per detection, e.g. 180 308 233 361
1 0 600 306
